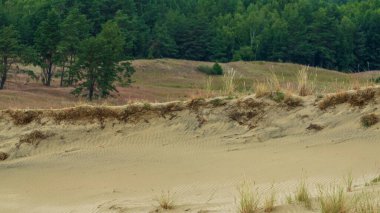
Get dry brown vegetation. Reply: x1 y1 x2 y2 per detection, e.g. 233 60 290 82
156 191 175 210
318 88 376 110
6 110 42 125
307 123 324 131
361 114 379 128
18 130 51 147
284 94 303 108
0 152 9 161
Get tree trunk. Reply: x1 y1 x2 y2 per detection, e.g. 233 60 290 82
60 65 65 87
0 56 8 90
68 55 74 86
88 81 94 101
46 61 53 86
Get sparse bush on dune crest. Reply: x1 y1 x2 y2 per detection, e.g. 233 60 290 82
318 87 376 110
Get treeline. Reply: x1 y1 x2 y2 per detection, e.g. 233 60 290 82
0 0 380 96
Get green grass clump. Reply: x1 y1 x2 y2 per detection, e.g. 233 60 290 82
318 185 350 213
237 181 260 213
295 180 312 209
270 91 285 103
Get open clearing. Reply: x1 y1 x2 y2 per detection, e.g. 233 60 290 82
2 59 378 109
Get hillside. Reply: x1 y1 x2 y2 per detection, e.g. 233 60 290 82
0 87 380 212
1 59 376 109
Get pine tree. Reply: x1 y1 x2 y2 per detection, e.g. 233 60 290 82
0 25 20 89
148 23 177 58
58 8 90 86
34 8 61 86
73 21 134 101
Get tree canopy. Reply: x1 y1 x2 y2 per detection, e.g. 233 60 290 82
0 0 380 80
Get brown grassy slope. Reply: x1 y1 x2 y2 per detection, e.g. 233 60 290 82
0 59 377 109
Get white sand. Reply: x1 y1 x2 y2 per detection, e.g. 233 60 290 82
0 93 380 212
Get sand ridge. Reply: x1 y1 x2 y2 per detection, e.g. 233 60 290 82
0 87 380 212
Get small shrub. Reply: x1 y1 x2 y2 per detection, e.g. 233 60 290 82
209 98 226 107
361 114 379 128
156 191 175 210
18 130 50 147
197 65 213 75
319 88 375 110
0 152 9 161
237 181 260 213
143 103 152 110
284 94 303 108
212 63 224 75
270 91 285 103
307 123 324 131
196 63 224 75
318 185 350 213
371 76 380 84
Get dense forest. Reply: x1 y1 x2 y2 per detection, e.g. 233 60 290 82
0 0 380 98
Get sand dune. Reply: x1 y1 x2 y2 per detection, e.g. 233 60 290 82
0 88 380 212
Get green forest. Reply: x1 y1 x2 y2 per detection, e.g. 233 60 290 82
0 0 380 98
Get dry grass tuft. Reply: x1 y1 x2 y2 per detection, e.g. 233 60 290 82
344 172 353 192
18 130 50 147
156 191 175 210
223 68 236 95
237 181 260 213
254 82 270 98
0 152 9 161
6 110 42 125
295 179 312 209
318 88 376 110
354 191 380 213
361 114 379 128
263 187 276 212
205 76 213 98
297 67 313 96
318 185 350 213
284 94 303 108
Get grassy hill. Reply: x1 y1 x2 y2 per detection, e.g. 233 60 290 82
1 59 378 109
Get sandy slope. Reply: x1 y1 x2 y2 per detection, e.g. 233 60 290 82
0 89 380 212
